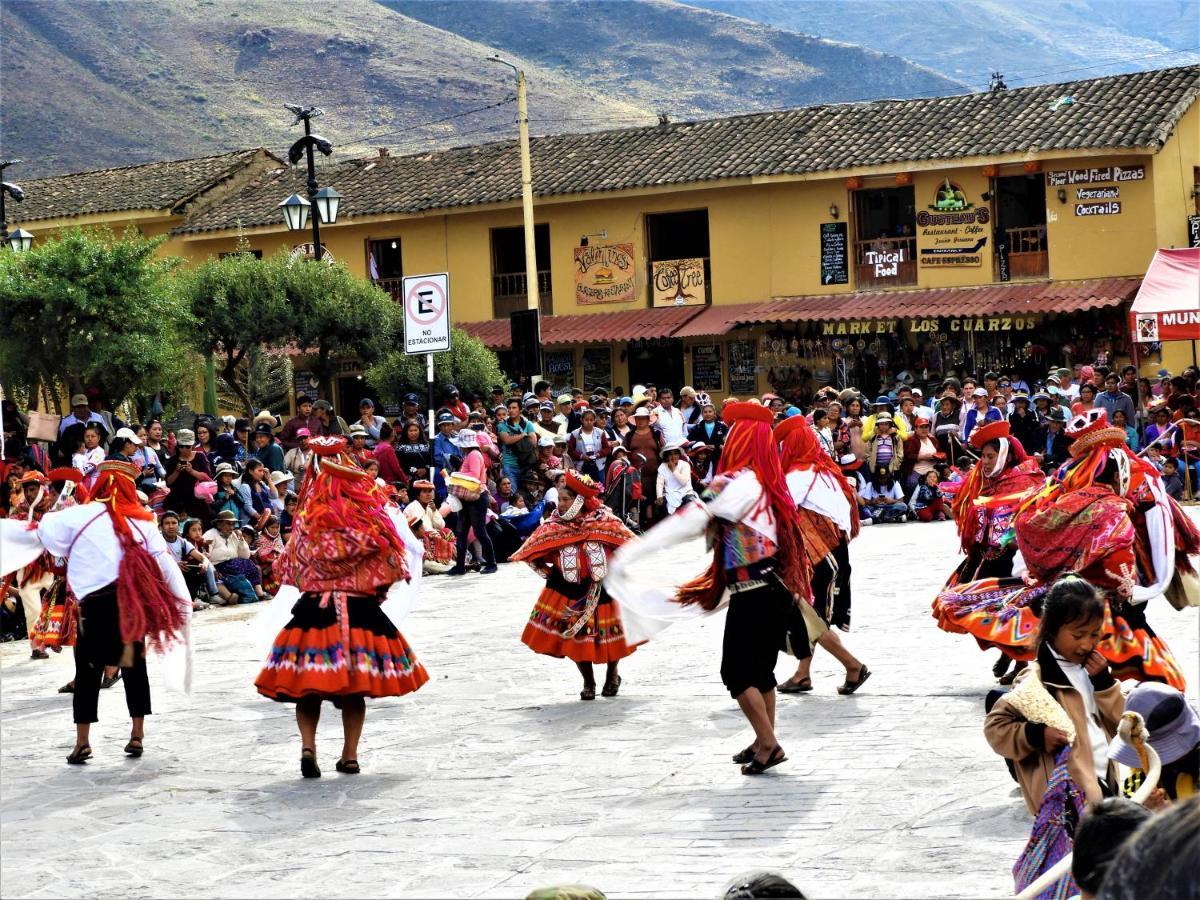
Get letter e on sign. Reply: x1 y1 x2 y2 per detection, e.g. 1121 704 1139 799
402 272 451 356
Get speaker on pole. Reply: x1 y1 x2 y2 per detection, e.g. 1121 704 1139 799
510 309 542 380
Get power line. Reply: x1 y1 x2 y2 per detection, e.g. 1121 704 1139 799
344 96 517 146
1002 46 1200 85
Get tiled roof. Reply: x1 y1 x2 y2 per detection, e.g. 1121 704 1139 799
457 305 704 350
176 65 1200 235
678 278 1142 332
11 149 274 224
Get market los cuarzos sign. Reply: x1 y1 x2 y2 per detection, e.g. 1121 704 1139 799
917 179 988 267
1046 165 1143 217
574 243 636 305
820 316 1039 336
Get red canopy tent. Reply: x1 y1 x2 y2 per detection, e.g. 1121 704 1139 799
1130 247 1200 342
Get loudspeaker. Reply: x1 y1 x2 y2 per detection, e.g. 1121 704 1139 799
509 309 542 378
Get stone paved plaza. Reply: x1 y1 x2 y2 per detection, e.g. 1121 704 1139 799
2 516 1197 899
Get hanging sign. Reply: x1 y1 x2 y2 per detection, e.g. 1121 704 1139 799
1046 165 1145 186
1187 215 1200 248
290 242 335 264
544 351 576 381
819 222 849 285
581 347 612 390
727 340 758 394
917 180 989 267
691 344 723 392
651 258 706 307
402 272 451 355
574 243 636 305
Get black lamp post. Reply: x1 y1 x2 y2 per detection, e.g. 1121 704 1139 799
0 159 31 252
278 105 341 261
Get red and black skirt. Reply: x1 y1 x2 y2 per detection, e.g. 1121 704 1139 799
521 570 635 664
255 592 429 703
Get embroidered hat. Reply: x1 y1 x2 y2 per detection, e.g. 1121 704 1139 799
45 467 83 484
1066 409 1127 455
969 419 1011 450
773 414 811 443
564 470 600 500
1108 682 1200 768
308 434 347 456
722 400 774 426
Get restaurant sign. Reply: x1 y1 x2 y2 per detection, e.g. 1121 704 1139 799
820 316 1039 336
574 243 636 305
1046 166 1143 217
917 180 989 267
651 257 706 307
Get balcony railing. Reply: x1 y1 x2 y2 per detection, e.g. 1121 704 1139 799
493 270 552 316
998 226 1049 279
374 276 405 302
853 236 917 289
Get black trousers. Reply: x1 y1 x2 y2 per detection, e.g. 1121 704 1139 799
720 577 791 699
73 584 152 725
454 495 496 568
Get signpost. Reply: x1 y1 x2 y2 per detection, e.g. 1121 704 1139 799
402 273 452 459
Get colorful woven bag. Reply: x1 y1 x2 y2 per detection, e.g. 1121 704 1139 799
1013 746 1084 900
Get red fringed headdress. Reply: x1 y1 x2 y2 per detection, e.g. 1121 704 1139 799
776 415 860 539
278 435 411 595
90 460 186 652
565 470 603 512
678 402 813 608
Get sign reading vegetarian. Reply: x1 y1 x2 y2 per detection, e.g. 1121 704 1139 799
917 179 988 267
574 243 636 305
651 258 706 307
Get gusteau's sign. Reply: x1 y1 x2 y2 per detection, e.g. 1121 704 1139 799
1046 165 1145 186
575 243 636 305
917 179 989 267
652 257 706 307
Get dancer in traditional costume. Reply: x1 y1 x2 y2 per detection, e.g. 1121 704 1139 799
775 415 868 695
254 435 428 778
1 460 191 764
512 470 637 700
606 402 869 775
930 420 1046 678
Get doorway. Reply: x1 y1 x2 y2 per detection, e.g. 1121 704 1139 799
993 175 1048 279
852 187 917 288
627 338 685 392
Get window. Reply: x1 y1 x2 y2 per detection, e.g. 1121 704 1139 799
993 175 1048 280
646 209 710 306
491 224 551 318
368 238 403 301
852 187 916 288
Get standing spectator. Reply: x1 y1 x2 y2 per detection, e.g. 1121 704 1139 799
282 428 313 481
72 424 106 488
1074 382 1098 415
1036 407 1071 473
448 429 497 576
610 406 633 444
677 387 703 427
194 420 218 459
567 408 610 482
497 399 537 490
355 398 387 447
1007 391 1043 456
371 425 405 485
145 420 169 469
624 407 662 528
534 403 561 442
346 423 375 466
164 429 213 522
811 409 836 458
687 399 728 467
56 393 110 464
865 415 902 475
396 421 433 483
1096 373 1136 424
1112 409 1139 451
443 385 470 423
432 413 462 475
654 387 687 446
252 424 285 473
962 387 1002 443
311 399 345 437
1161 458 1185 500
399 393 428 431
901 418 942 493
212 432 246 473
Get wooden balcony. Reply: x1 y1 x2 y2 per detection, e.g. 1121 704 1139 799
493 270 553 316
854 236 917 289
999 226 1049 279
373 276 405 302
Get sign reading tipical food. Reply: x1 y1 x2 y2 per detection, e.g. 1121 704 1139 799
574 243 636 305
917 179 989 267
820 222 849 285
651 257 706 307
691 344 723 392
727 340 758 394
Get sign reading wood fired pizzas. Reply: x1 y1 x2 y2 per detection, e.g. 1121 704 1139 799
574 243 636 305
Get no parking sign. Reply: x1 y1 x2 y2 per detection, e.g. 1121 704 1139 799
402 273 451 355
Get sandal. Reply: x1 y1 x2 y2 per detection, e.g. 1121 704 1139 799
601 675 622 697
778 677 813 694
300 748 321 779
335 759 360 775
580 685 596 701
66 744 92 765
101 671 121 690
731 745 756 765
57 681 75 694
837 665 872 696
741 745 787 776
124 737 144 758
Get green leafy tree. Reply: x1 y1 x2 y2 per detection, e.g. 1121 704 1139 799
179 249 292 416
216 345 294 418
367 327 507 405
0 227 188 409
283 258 403 401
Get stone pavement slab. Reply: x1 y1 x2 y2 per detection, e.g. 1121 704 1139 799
2 515 1197 899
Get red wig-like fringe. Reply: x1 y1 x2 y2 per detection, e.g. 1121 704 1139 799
779 423 860 540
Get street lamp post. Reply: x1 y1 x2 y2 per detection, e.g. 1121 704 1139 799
0 159 31 252
278 105 342 260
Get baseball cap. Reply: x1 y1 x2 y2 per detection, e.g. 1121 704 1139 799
557 394 572 405
972 387 988 398
175 428 196 447
71 394 88 407
114 427 143 446
254 423 274 436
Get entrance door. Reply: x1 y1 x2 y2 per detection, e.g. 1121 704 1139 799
627 339 685 392
336 375 394 421
994 175 1048 280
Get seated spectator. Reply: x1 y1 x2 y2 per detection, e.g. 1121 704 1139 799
1161 458 1184 500
1109 681 1200 805
279 492 298 538
283 428 313 480
210 462 251 526
908 469 947 521
202 510 267 604
159 511 210 610
254 515 286 595
861 467 907 523
405 480 456 574
1110 409 1138 451
655 442 697 514
901 417 942 493
253 423 286 473
355 398 386 447
237 459 277 529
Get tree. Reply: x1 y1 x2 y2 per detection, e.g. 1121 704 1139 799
216 345 294 418
179 249 292 417
283 258 403 401
0 227 189 409
367 327 507 405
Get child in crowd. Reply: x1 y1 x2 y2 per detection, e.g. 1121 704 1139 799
984 577 1125 815
1070 798 1151 900
655 443 697 514
1144 445 1164 471
254 516 286 595
1161 458 1184 501
159 511 210 610
502 494 530 517
279 493 297 538
908 468 947 521
72 424 105 489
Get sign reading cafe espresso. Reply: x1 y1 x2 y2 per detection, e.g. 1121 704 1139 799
574 243 636 305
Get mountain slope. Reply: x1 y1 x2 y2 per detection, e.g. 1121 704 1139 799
384 0 966 123
687 0 1200 89
1 0 653 177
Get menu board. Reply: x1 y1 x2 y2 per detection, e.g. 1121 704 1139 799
727 340 758 395
1188 215 1200 249
820 222 849 285
544 351 576 386
293 370 321 402
581 347 612 391
691 344 722 392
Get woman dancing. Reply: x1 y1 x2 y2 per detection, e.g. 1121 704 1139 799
255 435 428 778
512 471 637 700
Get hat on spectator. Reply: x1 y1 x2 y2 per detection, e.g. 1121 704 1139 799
537 436 554 448
680 386 697 399
539 401 554 412
269 470 294 487
972 387 988 398
254 410 279 428
688 441 711 453
412 479 435 491
214 462 237 478
1011 391 1030 402
556 394 572 406
70 394 88 407
631 407 651 419
493 405 508 416
912 388 924 398
1107 682 1200 768
915 417 931 427
457 429 478 448
359 398 375 409
176 428 196 446
222 415 236 428
619 396 634 407
553 434 567 445
114 426 143 446
403 392 420 404
838 453 863 472
874 415 894 427
1055 367 1072 379
1031 392 1052 404
436 413 455 426
313 399 333 412
214 509 237 522
348 423 368 437
662 440 686 454
254 423 274 437
445 385 460 396
1047 406 1068 423
873 395 891 407
295 427 312 439
610 445 629 457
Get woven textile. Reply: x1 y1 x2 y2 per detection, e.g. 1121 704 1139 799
1013 747 1083 900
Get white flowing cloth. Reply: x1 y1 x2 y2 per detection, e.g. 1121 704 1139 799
250 502 425 658
604 469 766 644
785 468 854 536
0 507 195 695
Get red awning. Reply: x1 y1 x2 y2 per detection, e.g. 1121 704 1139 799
1130 248 1200 342
457 305 704 350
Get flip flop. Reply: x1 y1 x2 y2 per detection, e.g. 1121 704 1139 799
731 745 756 765
336 759 360 775
66 744 92 765
124 737 144 757
778 677 813 694
741 745 787 776
837 665 872 695
101 671 121 689
300 748 321 779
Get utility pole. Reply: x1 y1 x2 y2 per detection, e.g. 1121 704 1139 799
488 56 539 313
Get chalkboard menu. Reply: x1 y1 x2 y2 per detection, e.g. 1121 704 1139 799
293 370 320 402
727 340 758 395
820 222 849 286
1189 215 1200 248
691 344 722 392
545 351 576 386
581 347 612 391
